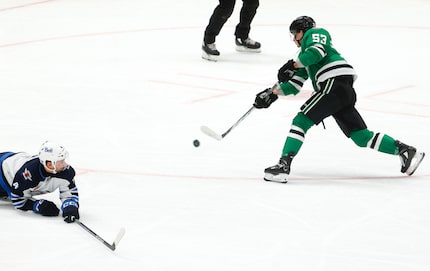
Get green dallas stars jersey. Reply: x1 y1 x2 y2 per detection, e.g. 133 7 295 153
279 27 357 95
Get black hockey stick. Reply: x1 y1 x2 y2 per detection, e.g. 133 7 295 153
200 83 278 141
76 220 125 251
201 105 256 141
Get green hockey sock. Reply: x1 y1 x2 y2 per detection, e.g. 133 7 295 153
377 134 397 154
282 112 314 156
350 129 397 155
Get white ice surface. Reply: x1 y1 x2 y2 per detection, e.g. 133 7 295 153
1 0 429 271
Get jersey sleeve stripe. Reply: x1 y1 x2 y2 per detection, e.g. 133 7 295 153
307 44 326 58
10 193 27 208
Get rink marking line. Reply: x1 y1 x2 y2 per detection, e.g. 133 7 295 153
358 85 430 118
146 79 236 104
363 85 415 99
178 73 268 86
259 23 430 31
0 0 55 12
357 106 429 118
1 22 429 49
372 100 430 108
75 168 429 181
0 26 203 48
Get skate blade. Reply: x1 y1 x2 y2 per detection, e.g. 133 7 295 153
201 51 219 62
264 173 288 183
406 151 425 175
235 46 262 53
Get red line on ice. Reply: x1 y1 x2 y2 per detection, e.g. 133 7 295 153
0 0 55 12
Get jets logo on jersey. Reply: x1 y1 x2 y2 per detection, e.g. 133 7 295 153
22 168 32 181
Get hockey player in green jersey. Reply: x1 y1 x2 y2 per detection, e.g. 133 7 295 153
253 16 425 183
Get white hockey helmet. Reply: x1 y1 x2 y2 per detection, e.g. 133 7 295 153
38 141 69 170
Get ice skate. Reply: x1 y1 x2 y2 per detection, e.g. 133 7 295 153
202 42 220 61
235 37 261 53
264 153 294 183
396 140 425 175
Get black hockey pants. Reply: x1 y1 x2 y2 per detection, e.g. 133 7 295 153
204 0 259 44
300 75 367 137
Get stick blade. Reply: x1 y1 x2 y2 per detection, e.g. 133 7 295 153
200 125 223 141
113 228 126 247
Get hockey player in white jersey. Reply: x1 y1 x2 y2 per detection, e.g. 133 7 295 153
0 141 79 223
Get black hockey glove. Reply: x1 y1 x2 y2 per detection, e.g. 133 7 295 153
33 199 60 217
254 88 278 109
61 199 80 223
277 59 296 83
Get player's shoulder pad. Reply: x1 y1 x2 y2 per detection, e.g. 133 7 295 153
54 166 76 181
302 28 332 47
306 27 331 36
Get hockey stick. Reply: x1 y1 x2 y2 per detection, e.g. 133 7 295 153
76 220 125 251
201 105 256 141
200 83 278 141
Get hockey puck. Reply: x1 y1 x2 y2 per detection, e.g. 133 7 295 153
193 139 200 147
